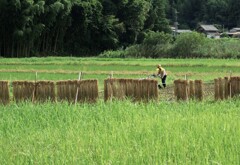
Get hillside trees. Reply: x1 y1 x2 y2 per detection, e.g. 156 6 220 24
1 0 170 57
35 0 73 55
0 0 45 57
65 0 125 55
168 0 240 29
1 0 240 57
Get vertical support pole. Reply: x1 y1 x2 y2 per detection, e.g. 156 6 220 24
32 72 38 102
109 71 113 79
75 72 82 105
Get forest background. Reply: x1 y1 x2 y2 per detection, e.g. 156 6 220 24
0 0 240 58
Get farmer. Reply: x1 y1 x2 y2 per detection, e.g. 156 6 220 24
156 64 167 89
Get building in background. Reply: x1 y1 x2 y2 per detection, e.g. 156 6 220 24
197 24 220 39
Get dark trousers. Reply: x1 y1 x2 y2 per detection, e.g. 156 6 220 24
158 75 167 89
162 75 167 87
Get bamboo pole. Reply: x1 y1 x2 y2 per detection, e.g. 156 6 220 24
75 72 82 105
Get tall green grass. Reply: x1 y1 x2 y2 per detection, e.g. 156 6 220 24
1 100 240 164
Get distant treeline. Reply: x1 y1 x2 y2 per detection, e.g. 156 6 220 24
100 32 240 59
0 0 239 57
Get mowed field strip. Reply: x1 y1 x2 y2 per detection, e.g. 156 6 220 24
0 57 239 84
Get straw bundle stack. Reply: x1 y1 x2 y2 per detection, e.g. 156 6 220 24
224 77 230 99
218 78 224 100
57 80 98 103
194 80 203 101
189 80 195 100
35 81 55 102
104 78 158 102
230 77 240 98
12 81 35 102
0 81 10 105
125 79 134 98
56 80 65 102
174 80 188 101
76 80 98 103
148 79 158 101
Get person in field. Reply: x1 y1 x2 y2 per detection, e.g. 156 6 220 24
156 64 167 89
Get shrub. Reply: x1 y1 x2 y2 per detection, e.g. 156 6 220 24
125 32 173 58
98 50 126 58
171 32 205 58
197 38 240 58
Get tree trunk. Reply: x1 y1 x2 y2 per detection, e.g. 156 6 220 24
54 28 60 52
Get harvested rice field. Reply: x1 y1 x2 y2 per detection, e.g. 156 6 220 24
1 57 240 164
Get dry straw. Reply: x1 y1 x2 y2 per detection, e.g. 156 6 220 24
57 80 98 103
224 77 229 99
104 78 126 101
35 81 55 102
189 80 195 100
174 80 188 101
174 79 203 101
218 78 224 100
104 78 158 102
0 81 10 105
194 80 203 101
12 81 35 102
230 77 240 98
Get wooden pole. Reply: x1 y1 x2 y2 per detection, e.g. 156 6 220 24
109 71 113 79
32 72 38 102
75 72 82 105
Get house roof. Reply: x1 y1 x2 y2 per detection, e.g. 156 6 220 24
199 25 219 32
230 28 240 32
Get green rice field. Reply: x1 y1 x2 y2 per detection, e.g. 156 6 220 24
0 57 239 90
1 100 240 164
1 57 240 164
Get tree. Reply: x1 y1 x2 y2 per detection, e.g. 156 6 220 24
144 0 170 32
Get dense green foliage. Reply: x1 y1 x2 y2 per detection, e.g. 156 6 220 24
169 0 240 29
1 100 240 164
1 0 240 57
0 0 169 57
100 32 240 58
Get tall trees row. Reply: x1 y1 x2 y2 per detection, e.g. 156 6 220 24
0 0 169 57
0 0 240 57
168 0 240 29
